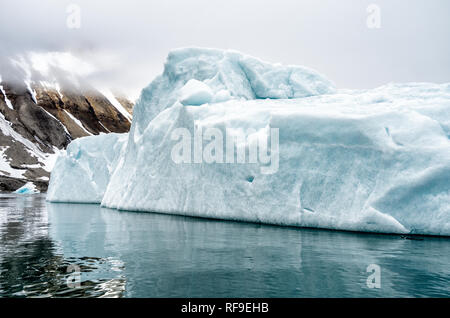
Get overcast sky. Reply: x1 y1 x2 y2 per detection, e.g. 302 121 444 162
1 0 449 99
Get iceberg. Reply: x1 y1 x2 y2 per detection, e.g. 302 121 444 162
46 133 127 203
132 47 336 130
47 48 450 236
14 182 39 194
179 79 214 106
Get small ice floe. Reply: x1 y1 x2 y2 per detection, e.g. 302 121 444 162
14 182 39 194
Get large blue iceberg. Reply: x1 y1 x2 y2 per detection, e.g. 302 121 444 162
47 48 450 236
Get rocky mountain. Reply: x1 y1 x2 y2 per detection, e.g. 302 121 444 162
0 79 133 193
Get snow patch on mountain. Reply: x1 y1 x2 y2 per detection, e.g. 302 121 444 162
63 110 92 136
0 86 13 110
98 88 132 122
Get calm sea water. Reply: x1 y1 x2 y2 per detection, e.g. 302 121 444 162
0 193 449 298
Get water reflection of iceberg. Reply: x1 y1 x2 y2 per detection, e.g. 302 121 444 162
15 199 450 297
0 198 126 298
46 202 127 296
